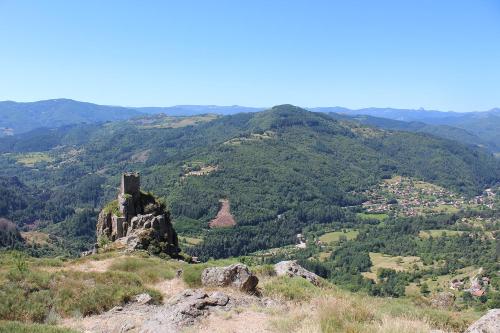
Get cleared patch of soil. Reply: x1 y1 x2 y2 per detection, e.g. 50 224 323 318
209 199 236 228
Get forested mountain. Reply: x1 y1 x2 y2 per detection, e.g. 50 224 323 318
312 106 465 122
328 113 497 152
317 107 500 153
0 99 141 136
0 99 263 136
3 99 497 154
0 105 498 256
135 105 264 116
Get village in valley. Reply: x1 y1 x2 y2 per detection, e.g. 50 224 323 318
360 176 497 217
251 175 500 305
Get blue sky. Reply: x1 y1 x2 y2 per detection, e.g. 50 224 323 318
0 0 499 111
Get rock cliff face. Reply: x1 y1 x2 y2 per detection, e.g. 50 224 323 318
96 173 180 257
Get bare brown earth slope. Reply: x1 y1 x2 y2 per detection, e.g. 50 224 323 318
209 199 236 228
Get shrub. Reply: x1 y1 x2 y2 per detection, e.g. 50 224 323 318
108 256 180 283
252 264 276 278
0 266 162 322
318 296 375 332
0 321 77 333
102 200 120 217
263 276 319 301
97 235 111 248
182 264 206 287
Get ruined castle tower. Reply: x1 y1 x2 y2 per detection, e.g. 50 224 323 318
119 172 141 222
96 172 180 257
121 172 140 198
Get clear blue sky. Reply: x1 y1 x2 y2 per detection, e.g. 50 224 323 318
1 0 499 111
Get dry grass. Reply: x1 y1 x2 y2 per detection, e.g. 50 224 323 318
20 231 51 246
108 256 182 283
0 252 482 333
262 276 320 301
259 275 477 333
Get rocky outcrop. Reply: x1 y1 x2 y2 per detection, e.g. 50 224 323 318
156 289 230 327
465 309 500 333
96 173 179 257
430 292 455 308
201 263 259 293
274 260 321 286
65 288 275 333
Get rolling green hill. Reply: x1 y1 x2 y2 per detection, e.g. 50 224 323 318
0 105 498 257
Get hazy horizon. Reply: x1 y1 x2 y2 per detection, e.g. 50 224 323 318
1 1 500 111
1 97 498 113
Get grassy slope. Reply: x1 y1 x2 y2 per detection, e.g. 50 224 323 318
0 250 484 332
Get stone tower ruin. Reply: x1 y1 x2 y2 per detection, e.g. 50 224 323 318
121 172 140 198
96 172 180 257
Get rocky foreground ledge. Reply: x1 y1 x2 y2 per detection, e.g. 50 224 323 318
62 262 283 333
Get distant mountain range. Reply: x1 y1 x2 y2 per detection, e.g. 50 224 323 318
1 99 498 153
0 99 264 136
317 107 500 153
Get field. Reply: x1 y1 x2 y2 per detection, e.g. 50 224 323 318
356 213 388 221
132 114 219 129
223 131 275 145
11 152 54 167
362 252 423 281
418 230 464 239
20 231 51 246
406 266 480 297
183 164 218 178
179 236 203 246
319 230 359 244
425 205 460 214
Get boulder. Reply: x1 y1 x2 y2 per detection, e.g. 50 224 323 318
274 260 321 286
465 309 500 333
133 293 153 305
430 292 455 308
201 263 259 293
